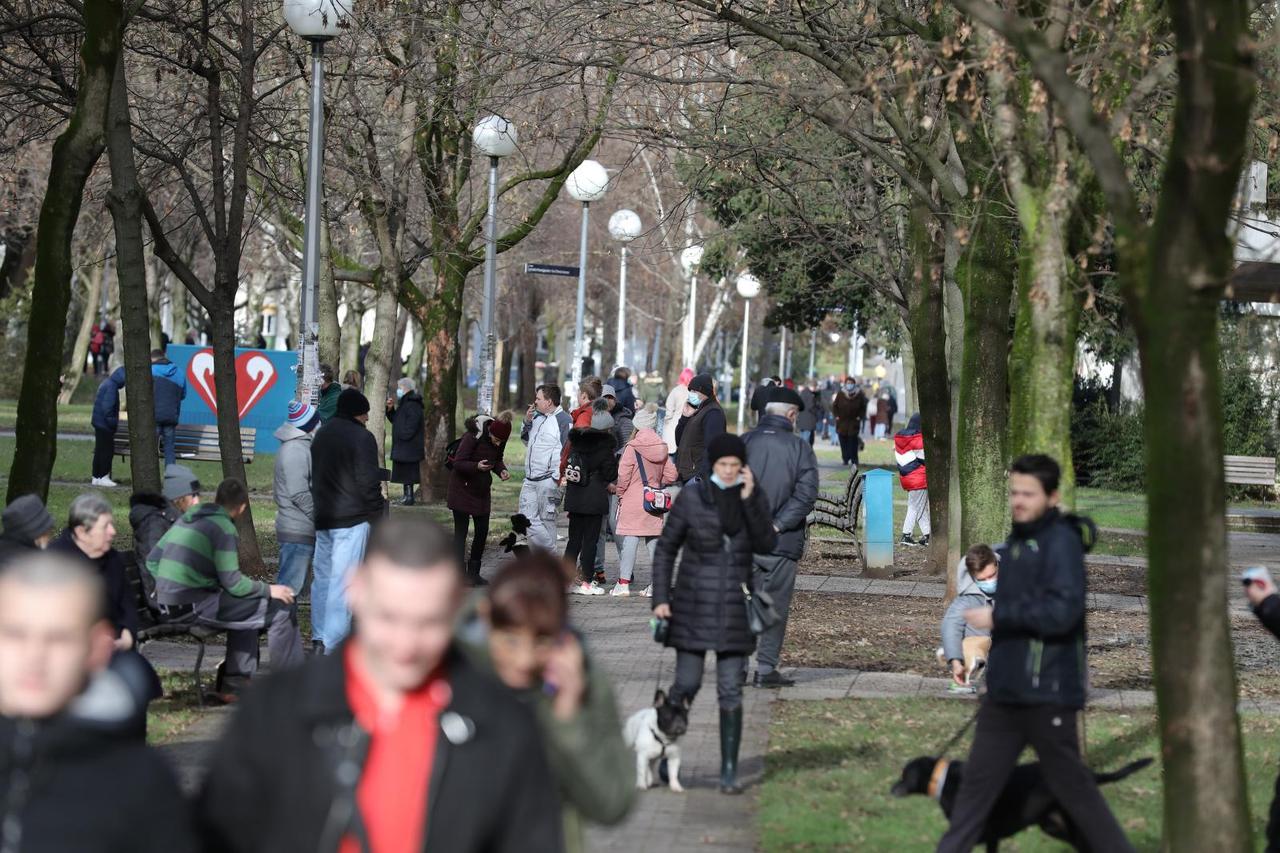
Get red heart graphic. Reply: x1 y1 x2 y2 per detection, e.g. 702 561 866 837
184 349 278 418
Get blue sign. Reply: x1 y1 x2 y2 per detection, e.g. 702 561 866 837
164 344 298 454
864 468 895 570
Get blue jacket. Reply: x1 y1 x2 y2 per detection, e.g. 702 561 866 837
92 368 127 432
151 359 186 425
606 377 636 413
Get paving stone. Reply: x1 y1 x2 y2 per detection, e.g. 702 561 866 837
794 574 827 592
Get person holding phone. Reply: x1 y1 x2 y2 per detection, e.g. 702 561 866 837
447 414 512 586
1244 565 1280 849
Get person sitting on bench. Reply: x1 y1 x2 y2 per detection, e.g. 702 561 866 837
146 478 303 701
939 543 1001 693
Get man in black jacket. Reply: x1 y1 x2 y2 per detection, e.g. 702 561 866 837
742 388 819 687
310 389 385 654
0 552 196 851
937 455 1133 853
198 517 563 853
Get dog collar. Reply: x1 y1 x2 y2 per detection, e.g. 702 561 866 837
927 759 950 801
650 727 669 758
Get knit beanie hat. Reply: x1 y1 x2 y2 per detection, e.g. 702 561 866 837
706 432 748 467
1 495 55 543
287 400 320 432
689 373 715 398
633 403 658 433
590 399 614 431
336 388 371 419
162 464 201 502
489 417 512 442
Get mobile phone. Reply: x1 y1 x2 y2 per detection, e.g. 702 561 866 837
1242 566 1272 587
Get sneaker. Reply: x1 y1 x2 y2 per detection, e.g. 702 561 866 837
91 476 118 488
592 571 607 587
900 534 917 547
608 583 631 597
640 584 653 598
753 671 796 689
571 581 605 596
948 682 977 695
918 534 931 547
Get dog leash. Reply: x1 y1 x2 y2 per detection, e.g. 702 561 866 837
932 704 981 758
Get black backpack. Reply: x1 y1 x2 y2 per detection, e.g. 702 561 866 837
444 436 463 470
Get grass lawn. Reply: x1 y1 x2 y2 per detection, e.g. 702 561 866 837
761 697 1279 851
0 401 95 433
147 668 205 745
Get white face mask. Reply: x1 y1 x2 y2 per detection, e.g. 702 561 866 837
687 392 703 407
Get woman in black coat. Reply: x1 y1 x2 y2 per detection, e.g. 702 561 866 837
651 433 776 795
562 401 618 594
386 378 425 505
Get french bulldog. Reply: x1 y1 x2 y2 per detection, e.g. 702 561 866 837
623 690 690 793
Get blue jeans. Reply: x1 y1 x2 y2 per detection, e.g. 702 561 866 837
157 423 177 466
312 523 370 649
799 429 814 445
275 541 314 596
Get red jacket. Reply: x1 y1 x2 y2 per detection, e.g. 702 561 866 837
559 402 595 477
894 428 927 491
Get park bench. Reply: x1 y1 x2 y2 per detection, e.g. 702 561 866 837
806 471 866 565
113 417 256 464
125 558 227 706
1224 455 1276 494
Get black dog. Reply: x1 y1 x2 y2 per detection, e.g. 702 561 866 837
890 754 1152 851
498 513 532 555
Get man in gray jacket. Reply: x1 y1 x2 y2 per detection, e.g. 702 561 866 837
273 401 320 594
742 388 819 687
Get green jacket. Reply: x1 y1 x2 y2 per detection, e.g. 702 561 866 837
455 597 635 853
146 503 265 605
316 383 341 423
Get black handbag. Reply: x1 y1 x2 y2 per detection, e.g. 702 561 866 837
742 582 780 635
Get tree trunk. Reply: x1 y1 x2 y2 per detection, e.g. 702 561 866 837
496 336 515 413
340 289 363 377
171 268 188 344
61 263 104 404
8 0 124 503
364 269 400 465
1141 0 1255 845
318 211 341 370
416 263 466 502
208 301 263 571
405 314 426 387
1106 351 1125 412
105 53 161 494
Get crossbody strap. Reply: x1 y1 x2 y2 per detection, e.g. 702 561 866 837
634 449 651 488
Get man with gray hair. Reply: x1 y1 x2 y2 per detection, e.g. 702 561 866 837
742 388 819 688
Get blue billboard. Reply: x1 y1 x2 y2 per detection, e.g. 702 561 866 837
165 344 298 454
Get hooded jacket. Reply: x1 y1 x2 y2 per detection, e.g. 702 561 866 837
562 428 617 516
940 555 998 663
0 670 197 853
273 423 315 544
311 414 384 530
150 358 186 426
147 503 265 605
987 509 1092 709
92 367 127 432
614 429 679 537
316 382 341 424
894 414 927 491
446 429 508 517
742 413 820 560
128 493 179 604
610 404 635 454
389 391 425 463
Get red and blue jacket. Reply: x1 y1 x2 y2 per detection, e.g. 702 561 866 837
894 414 927 491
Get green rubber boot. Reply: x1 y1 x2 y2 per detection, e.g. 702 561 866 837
719 707 744 795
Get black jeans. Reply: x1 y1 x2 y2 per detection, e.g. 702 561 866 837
671 649 746 711
936 701 1134 853
452 511 489 566
837 433 860 466
564 512 604 581
92 427 114 478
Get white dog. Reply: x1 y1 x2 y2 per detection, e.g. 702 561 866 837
623 690 689 793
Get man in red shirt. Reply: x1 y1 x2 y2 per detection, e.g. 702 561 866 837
198 517 563 852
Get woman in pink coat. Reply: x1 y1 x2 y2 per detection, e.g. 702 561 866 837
610 404 678 597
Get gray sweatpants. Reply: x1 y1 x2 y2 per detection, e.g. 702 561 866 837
189 592 304 678
518 476 560 550
672 648 746 711
753 555 798 676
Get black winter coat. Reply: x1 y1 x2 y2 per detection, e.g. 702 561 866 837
652 480 777 654
0 712 196 852
389 391 425 463
197 645 564 853
311 414 385 530
987 508 1091 710
562 428 617 516
129 493 178 572
48 532 139 642
0 533 37 568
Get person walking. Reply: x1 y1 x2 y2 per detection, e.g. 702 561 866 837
519 384 566 550
151 348 186 467
316 364 341 423
311 388 385 653
611 403 678 597
663 367 694 456
652 433 776 794
387 377 425 505
875 391 893 440
830 378 866 467
864 389 878 439
674 373 726 484
274 401 320 595
90 366 126 487
197 518 564 853
895 413 930 547
563 401 617 595
796 381 822 446
446 414 512 586
937 454 1133 853
742 388 819 688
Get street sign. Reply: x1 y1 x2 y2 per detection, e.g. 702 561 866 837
525 263 580 277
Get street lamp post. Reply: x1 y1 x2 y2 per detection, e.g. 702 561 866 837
608 209 641 370
808 328 817 379
472 114 518 415
565 159 609 401
735 272 761 434
680 245 704 369
779 327 787 378
283 0 354 402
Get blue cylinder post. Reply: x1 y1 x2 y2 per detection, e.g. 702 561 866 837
864 468 894 576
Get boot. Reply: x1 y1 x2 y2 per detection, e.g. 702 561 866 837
719 707 744 795
466 559 488 587
400 485 415 506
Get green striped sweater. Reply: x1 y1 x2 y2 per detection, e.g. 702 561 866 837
146 503 267 604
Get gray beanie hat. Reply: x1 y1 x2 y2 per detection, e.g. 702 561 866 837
162 464 201 502
590 399 614 431
633 403 658 432
2 495 55 543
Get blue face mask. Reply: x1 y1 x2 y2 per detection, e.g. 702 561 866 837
709 473 742 490
396 388 405 399
687 392 703 407
976 578 997 595
844 383 856 392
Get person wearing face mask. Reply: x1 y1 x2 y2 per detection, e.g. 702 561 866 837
830 378 867 467
673 373 726 484
0 494 57 567
938 544 1001 694
386 378 425 506
895 413 930 547
652 433 777 794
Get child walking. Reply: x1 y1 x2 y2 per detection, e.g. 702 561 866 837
562 400 618 595
611 404 678 597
